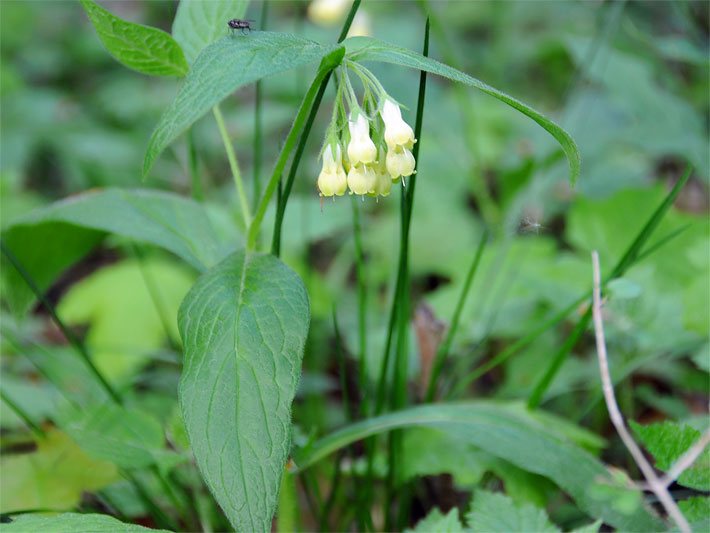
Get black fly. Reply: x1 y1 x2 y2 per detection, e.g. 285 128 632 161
228 19 254 35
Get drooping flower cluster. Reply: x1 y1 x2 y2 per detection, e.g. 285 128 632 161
317 61 416 200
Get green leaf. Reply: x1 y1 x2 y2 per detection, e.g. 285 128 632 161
292 402 661 531
178 250 310 532
80 0 188 77
401 427 489 487
57 258 194 382
344 36 580 186
407 508 464 533
60 404 176 470
0 512 169 532
678 496 710 530
143 33 340 176
570 520 603 533
2 188 228 316
172 0 249 64
0 430 119 513
630 420 710 491
466 490 559 533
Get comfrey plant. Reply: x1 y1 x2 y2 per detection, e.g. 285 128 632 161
33 2 710 533
317 63 416 199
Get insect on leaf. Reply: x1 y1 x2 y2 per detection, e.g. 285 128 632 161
172 0 249 64
143 34 341 177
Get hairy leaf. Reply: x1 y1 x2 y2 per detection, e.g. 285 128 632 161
631 420 710 491
466 490 559 532
408 508 464 533
679 496 710 530
143 33 340 176
345 36 580 185
0 512 169 532
80 0 188 77
179 250 310 531
172 0 249 63
2 188 228 316
292 402 661 531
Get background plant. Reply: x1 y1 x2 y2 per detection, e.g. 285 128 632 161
0 1 708 532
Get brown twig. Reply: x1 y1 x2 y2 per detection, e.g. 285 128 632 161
591 251 690 533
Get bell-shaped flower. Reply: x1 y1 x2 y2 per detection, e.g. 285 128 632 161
317 144 347 197
373 166 392 197
371 148 392 197
386 145 416 180
347 113 377 166
347 163 376 195
380 98 415 150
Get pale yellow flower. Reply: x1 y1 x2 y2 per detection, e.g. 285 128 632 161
317 144 347 197
386 145 416 180
347 113 377 165
380 98 416 150
347 163 377 195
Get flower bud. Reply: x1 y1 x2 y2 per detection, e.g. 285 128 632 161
317 144 347 197
380 98 415 150
347 164 377 195
347 113 377 165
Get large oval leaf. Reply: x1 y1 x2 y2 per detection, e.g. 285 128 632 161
80 0 188 77
292 402 661 531
1 188 230 316
344 36 581 186
0 512 169 532
143 33 340 176
178 250 310 532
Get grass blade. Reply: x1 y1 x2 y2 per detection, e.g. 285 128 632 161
425 230 488 401
527 166 693 408
270 0 362 256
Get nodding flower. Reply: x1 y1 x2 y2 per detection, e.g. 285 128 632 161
372 148 392 197
317 144 348 197
347 112 377 166
347 163 377 196
386 144 416 181
380 98 416 151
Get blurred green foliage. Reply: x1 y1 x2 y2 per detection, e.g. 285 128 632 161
1 0 707 531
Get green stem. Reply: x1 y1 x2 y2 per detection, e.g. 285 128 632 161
425 230 488 401
277 471 299 533
351 199 369 416
0 241 122 404
130 244 179 352
448 294 586 398
527 166 693 408
0 389 46 438
384 18 430 531
213 104 252 228
187 128 203 201
252 0 269 212
247 47 345 251
268 0 361 256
